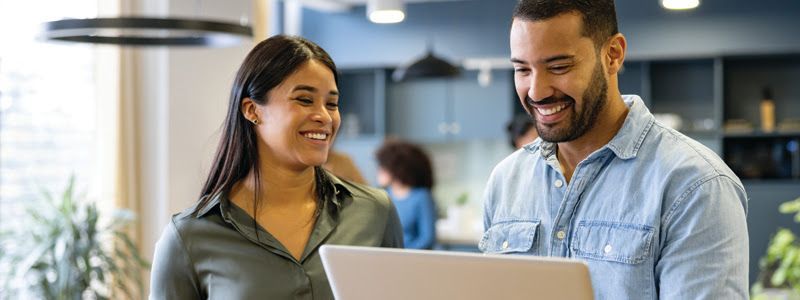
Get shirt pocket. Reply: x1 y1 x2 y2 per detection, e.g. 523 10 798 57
571 220 654 264
479 220 540 254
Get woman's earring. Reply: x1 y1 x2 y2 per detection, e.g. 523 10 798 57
252 118 259 125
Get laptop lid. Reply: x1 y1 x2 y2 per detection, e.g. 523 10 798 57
320 245 594 300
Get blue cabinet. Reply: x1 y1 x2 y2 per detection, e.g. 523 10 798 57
386 70 514 143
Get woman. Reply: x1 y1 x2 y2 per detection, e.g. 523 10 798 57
375 140 437 250
150 35 403 299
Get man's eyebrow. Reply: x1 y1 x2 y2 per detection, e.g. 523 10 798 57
510 57 527 65
511 55 575 65
540 55 574 64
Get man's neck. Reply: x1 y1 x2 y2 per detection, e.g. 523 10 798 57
557 94 629 183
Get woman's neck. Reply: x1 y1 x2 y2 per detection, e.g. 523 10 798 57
234 161 317 208
390 182 412 199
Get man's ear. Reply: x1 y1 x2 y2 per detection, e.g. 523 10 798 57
241 98 260 123
604 33 627 75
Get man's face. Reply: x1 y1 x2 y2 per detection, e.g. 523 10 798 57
510 12 609 143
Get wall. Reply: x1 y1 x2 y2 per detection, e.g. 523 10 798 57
133 0 255 295
301 0 800 67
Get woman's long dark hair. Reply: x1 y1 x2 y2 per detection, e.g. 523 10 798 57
192 35 338 218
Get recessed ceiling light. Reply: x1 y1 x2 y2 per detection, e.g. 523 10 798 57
367 0 405 24
661 0 700 10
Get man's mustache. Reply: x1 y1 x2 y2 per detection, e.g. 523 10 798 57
526 95 575 107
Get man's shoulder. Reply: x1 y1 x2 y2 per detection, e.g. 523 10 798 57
645 122 742 185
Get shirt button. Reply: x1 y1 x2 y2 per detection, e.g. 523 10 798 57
604 244 613 254
502 241 509 249
556 231 566 240
554 179 564 188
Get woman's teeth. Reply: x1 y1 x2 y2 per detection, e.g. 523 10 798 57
304 133 327 140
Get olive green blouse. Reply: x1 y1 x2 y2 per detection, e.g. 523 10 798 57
149 174 404 299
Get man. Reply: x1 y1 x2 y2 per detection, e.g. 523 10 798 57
480 1 748 299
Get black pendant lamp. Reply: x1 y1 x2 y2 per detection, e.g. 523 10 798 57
392 47 460 81
41 17 252 47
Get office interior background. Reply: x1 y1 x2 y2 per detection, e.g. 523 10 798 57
1 0 799 297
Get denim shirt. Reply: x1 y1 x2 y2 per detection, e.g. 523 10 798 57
480 95 749 299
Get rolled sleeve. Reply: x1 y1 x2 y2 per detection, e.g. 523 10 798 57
656 175 749 299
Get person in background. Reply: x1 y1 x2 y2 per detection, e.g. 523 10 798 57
376 140 437 250
324 149 368 184
481 0 748 299
149 35 403 299
506 113 539 149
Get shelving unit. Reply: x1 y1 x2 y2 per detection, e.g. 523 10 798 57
619 54 800 181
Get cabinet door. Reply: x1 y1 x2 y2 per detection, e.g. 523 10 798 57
387 79 449 143
338 69 385 139
451 70 514 141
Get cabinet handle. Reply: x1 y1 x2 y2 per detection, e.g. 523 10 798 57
450 122 461 135
438 122 448 134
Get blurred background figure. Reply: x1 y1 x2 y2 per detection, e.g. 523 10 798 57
506 114 539 149
324 149 368 184
376 139 437 250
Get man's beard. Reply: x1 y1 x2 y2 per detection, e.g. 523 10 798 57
525 61 608 143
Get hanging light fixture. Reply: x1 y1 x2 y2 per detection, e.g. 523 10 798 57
661 0 700 10
392 45 460 81
367 0 406 24
41 17 252 47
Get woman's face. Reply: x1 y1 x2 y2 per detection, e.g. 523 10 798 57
249 60 340 170
376 167 392 187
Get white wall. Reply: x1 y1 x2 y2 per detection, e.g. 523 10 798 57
134 0 256 295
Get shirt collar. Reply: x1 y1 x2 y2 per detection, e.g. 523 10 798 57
324 169 353 209
193 169 353 219
604 95 654 160
525 95 654 161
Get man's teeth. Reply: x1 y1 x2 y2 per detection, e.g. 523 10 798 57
537 103 568 116
304 133 327 140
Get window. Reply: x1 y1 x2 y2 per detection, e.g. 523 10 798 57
0 0 99 236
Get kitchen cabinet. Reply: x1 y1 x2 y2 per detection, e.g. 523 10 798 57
386 70 514 143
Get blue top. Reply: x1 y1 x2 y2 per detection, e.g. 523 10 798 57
387 187 437 249
481 95 749 299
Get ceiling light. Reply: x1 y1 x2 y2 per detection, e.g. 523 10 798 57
661 0 700 10
392 49 460 81
367 0 405 24
41 17 252 47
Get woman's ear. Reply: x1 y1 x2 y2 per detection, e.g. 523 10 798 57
241 98 260 124
604 33 627 76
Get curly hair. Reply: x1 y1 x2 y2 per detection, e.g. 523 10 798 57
376 140 434 189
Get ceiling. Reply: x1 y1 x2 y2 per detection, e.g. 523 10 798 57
298 0 800 16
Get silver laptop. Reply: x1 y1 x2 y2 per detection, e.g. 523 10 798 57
319 245 594 300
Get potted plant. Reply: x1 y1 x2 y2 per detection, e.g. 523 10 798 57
0 176 148 299
753 196 800 300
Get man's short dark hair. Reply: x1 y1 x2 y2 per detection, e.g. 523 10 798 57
513 0 619 47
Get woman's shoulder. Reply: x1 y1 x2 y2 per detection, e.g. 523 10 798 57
167 199 227 238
